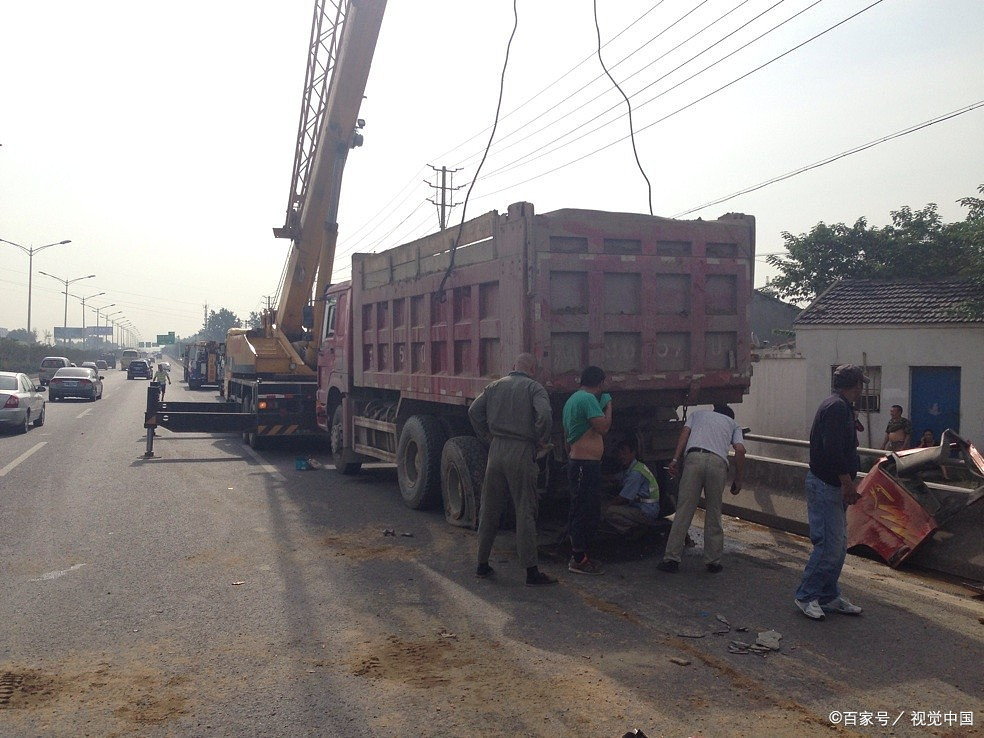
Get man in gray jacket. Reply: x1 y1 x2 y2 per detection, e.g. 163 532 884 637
469 353 557 586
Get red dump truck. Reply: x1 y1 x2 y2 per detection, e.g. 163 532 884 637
318 201 755 528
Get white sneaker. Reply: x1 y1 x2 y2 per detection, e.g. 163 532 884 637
821 596 862 615
795 598 825 620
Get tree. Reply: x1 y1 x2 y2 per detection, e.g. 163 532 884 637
6 328 37 344
246 310 263 331
201 308 241 341
763 186 984 305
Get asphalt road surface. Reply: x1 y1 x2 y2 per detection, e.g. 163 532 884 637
0 369 981 737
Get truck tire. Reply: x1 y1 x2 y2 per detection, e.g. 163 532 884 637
330 404 362 475
396 415 447 509
441 436 487 529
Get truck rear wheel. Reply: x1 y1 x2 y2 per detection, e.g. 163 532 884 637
331 405 362 475
396 415 446 509
441 436 487 529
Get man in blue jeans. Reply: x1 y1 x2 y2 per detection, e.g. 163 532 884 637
795 364 867 620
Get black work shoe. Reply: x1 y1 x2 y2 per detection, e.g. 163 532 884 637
656 560 679 572
706 562 723 573
475 563 495 578
526 571 558 586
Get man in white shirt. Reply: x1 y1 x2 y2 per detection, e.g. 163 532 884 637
657 404 745 574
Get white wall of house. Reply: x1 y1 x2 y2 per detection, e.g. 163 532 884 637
796 324 984 446
732 349 809 460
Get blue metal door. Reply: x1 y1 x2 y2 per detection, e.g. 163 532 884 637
909 366 960 442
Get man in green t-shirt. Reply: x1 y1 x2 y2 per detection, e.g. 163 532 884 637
562 365 612 575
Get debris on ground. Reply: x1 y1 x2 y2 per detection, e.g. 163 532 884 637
400 532 414 537
306 458 323 470
677 629 706 638
755 629 782 651
231 581 245 586
383 529 396 537
669 657 691 666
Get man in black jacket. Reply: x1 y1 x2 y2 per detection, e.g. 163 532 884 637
794 364 868 620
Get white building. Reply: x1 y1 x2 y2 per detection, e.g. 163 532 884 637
736 279 984 450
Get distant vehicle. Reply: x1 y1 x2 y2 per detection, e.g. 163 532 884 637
127 359 154 380
120 349 140 370
98 352 117 369
95 360 109 371
0 371 46 433
81 361 99 371
48 367 103 402
39 356 74 386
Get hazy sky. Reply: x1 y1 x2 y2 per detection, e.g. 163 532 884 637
2 0 982 342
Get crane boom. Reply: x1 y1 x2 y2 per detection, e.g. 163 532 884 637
273 0 387 350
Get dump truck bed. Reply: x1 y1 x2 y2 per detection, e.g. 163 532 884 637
352 202 754 406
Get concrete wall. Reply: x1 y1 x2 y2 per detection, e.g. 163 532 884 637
733 349 809 461
796 324 984 447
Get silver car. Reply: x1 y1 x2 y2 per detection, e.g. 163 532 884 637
0 371 46 434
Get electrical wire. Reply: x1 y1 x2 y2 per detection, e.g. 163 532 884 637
436 0 519 300
480 0 807 184
334 1 672 260
674 99 984 217
457 0 753 174
432 0 670 166
593 0 653 215
475 0 883 202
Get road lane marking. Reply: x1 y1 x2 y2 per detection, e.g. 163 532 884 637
76 408 94 418
241 446 287 481
32 563 86 581
0 442 48 477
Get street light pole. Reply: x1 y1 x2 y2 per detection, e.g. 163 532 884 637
104 310 123 349
90 302 115 350
74 291 105 351
37 271 95 343
0 237 71 336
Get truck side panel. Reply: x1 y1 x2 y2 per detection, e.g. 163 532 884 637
350 202 753 407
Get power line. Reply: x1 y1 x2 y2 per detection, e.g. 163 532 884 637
474 0 883 202
437 0 520 300
479 0 813 185
674 99 984 217
593 0 654 214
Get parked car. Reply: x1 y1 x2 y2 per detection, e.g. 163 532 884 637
127 359 154 380
39 356 74 386
0 371 46 433
48 367 103 402
95 360 109 371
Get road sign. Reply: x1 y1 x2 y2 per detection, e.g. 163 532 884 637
156 332 176 345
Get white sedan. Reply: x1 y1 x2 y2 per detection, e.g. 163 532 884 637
0 371 46 434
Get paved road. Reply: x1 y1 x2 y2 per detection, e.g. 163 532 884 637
0 370 981 737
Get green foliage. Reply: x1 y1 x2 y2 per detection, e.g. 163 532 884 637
201 308 241 341
6 328 38 344
763 186 984 309
0 338 87 374
246 310 263 331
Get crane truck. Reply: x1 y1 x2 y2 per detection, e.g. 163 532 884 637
221 0 388 448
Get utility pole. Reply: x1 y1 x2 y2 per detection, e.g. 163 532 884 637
425 164 463 231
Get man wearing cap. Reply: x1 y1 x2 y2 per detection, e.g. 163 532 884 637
794 364 867 620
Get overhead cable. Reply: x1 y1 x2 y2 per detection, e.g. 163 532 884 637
594 0 659 215
436 0 519 300
674 99 984 217
482 0 810 184
475 0 884 201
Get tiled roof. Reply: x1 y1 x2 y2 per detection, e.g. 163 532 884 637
794 279 984 325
